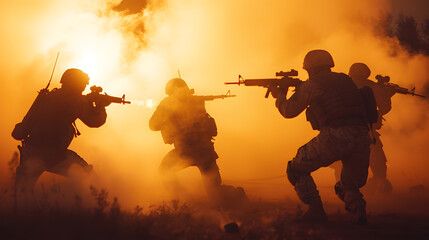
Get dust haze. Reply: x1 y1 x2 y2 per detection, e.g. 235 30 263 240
1 0 429 210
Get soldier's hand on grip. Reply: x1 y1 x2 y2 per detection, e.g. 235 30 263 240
94 95 112 108
270 86 283 99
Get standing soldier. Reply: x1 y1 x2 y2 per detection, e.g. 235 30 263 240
272 50 372 224
149 78 246 206
12 68 110 195
331 63 394 194
349 63 395 193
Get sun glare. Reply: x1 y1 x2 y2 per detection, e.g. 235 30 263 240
73 53 98 81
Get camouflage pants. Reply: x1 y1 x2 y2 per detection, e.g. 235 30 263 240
15 145 93 193
287 126 371 212
330 131 387 180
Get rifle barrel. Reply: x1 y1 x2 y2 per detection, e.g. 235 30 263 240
194 95 236 101
413 93 426 98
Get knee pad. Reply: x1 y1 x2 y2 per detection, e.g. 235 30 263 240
287 161 300 186
335 181 345 201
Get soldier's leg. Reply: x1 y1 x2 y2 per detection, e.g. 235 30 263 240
287 135 338 220
198 161 247 207
47 150 93 177
369 139 387 179
159 149 191 194
15 147 45 210
337 148 370 225
197 160 222 197
367 135 392 193
15 146 45 194
329 161 342 182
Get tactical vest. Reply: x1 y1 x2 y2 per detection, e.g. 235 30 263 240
305 72 367 130
158 97 218 145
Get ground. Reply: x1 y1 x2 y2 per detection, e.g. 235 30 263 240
1 184 429 240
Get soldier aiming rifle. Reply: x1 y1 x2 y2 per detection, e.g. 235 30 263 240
149 78 246 207
12 67 129 202
375 74 425 98
330 63 425 195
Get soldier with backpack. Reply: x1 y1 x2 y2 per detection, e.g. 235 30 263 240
12 68 110 195
348 63 395 194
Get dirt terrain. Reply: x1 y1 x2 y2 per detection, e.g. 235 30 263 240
1 183 428 240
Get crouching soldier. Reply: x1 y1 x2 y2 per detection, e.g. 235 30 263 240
12 68 110 197
271 50 372 224
149 78 246 207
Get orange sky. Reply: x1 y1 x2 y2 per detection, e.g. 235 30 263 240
1 0 429 207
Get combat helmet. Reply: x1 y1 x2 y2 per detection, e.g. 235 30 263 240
165 78 191 96
60 68 89 88
349 63 371 79
303 50 335 70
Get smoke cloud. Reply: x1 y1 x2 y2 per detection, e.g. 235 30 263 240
1 0 429 209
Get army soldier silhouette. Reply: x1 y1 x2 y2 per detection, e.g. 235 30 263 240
149 78 246 206
271 50 372 224
12 68 110 194
349 63 395 193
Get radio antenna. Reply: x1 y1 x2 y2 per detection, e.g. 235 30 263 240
45 51 60 90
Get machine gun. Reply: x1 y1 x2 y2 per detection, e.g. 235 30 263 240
375 75 425 98
225 69 303 98
192 90 236 101
87 85 131 106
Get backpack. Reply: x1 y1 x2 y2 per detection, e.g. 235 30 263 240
11 88 50 140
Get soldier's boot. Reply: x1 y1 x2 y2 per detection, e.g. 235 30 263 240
355 204 368 225
349 199 367 225
302 196 327 222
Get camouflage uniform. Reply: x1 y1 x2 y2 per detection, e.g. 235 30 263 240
15 87 107 191
277 70 371 214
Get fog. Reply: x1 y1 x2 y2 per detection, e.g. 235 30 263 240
1 0 428 209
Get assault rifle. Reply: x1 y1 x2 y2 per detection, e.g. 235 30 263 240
87 85 131 105
375 75 425 98
192 90 236 101
225 69 303 98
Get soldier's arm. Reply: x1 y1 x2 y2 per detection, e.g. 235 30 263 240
77 97 107 128
373 84 393 116
275 82 312 118
149 99 169 131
